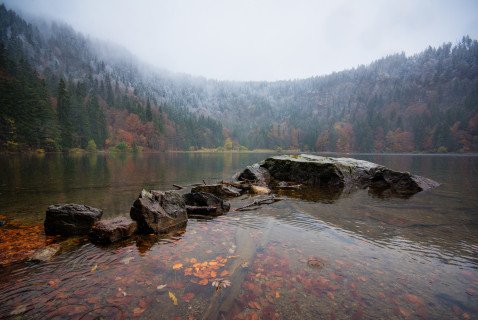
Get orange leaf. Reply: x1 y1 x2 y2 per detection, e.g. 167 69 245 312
87 297 100 304
327 292 335 300
275 291 280 298
173 263 183 270
328 284 340 291
190 258 197 263
48 279 60 287
133 307 145 315
139 299 147 308
220 270 229 277
199 279 208 285
249 312 259 320
210 271 217 278
182 292 195 301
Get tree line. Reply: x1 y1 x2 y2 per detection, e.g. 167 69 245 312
1 4 477 153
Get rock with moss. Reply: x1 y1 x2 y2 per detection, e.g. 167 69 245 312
244 154 439 195
130 190 188 234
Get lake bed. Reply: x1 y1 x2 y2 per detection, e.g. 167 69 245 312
0 153 477 319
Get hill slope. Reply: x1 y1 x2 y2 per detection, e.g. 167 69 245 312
1 4 477 153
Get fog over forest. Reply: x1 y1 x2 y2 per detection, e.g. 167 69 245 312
1 2 478 154
4 0 478 81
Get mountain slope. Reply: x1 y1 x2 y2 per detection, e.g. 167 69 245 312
0 4 224 152
1 4 477 153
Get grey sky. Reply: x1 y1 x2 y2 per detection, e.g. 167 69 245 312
3 0 478 81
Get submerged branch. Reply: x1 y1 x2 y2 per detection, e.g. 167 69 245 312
234 196 284 211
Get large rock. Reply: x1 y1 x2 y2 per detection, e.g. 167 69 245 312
89 217 137 244
183 192 231 216
191 184 240 198
44 204 103 236
130 190 188 234
258 154 440 194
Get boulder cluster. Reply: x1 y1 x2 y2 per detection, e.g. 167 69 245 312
43 154 440 246
44 187 234 245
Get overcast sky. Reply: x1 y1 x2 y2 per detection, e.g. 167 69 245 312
4 0 478 81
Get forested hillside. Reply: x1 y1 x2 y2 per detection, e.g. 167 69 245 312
0 4 223 152
1 4 477 153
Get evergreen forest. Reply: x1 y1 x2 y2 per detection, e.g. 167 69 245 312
1 4 477 153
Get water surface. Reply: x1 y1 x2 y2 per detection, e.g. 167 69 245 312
0 153 477 319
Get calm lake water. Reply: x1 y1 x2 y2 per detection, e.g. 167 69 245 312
0 152 477 319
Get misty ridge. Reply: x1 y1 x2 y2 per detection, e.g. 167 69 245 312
1 3 478 154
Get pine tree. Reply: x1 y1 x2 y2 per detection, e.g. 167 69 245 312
146 98 152 122
57 78 73 149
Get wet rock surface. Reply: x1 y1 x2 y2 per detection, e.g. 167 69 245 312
245 154 439 195
27 245 60 262
184 192 231 216
236 163 271 185
191 184 240 198
88 217 137 244
130 190 188 234
44 204 103 236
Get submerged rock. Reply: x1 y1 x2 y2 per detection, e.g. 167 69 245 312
89 217 137 244
27 245 60 262
44 204 103 236
130 190 188 234
191 184 240 198
246 154 439 195
183 192 231 216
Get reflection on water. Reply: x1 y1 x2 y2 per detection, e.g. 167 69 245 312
0 153 477 319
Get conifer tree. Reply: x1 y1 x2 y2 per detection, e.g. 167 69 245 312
57 78 73 149
146 98 152 122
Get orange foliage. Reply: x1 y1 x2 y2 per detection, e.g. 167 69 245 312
0 216 57 265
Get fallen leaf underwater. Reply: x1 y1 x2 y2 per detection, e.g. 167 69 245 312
1 190 478 319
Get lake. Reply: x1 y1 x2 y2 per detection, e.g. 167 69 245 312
0 152 477 319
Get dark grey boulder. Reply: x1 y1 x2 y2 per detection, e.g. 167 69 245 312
88 217 137 244
44 204 103 236
258 154 439 195
191 184 240 198
183 192 231 216
236 163 271 185
130 190 188 234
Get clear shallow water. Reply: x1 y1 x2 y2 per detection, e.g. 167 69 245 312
0 153 477 319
